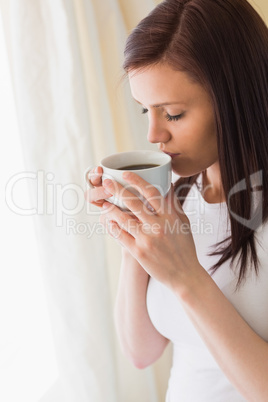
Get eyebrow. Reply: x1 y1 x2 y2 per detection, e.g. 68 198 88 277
133 98 186 107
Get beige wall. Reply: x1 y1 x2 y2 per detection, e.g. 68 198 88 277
249 0 268 22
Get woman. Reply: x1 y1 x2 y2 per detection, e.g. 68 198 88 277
86 0 268 400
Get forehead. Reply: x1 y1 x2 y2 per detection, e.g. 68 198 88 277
129 64 207 106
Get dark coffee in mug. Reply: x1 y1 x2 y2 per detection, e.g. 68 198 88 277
118 163 159 170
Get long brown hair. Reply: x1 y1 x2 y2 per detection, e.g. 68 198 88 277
123 0 268 286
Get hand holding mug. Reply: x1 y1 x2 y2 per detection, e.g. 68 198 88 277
84 166 112 207
85 150 172 211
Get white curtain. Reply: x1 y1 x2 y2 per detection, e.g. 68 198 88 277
0 0 171 401
2 0 266 401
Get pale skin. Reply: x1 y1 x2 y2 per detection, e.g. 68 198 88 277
85 64 268 400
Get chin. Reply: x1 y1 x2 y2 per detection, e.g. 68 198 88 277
172 166 202 178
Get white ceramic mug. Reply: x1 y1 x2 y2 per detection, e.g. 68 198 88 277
85 150 172 209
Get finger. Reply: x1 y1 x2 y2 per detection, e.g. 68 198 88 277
123 171 167 212
84 186 112 203
101 202 142 238
102 178 156 223
167 184 189 222
86 166 103 187
165 184 178 214
84 191 104 208
106 220 136 250
104 172 165 215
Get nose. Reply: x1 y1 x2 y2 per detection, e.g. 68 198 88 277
147 114 171 144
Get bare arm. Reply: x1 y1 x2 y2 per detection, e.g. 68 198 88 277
114 248 169 369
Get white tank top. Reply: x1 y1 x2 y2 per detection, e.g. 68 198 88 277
146 177 268 402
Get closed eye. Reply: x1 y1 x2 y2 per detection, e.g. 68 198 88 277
141 107 184 122
165 113 184 122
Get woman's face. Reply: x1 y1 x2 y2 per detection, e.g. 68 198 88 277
129 63 218 177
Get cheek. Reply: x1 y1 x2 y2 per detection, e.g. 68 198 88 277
191 114 217 151
172 117 218 175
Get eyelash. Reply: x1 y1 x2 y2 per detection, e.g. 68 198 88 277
141 108 184 122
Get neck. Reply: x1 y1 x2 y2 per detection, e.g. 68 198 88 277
202 162 225 204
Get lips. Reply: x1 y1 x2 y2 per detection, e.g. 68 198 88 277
163 151 180 158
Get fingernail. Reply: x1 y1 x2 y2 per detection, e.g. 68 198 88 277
122 172 131 179
102 202 110 209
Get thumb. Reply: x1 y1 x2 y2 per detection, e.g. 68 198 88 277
167 183 188 220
